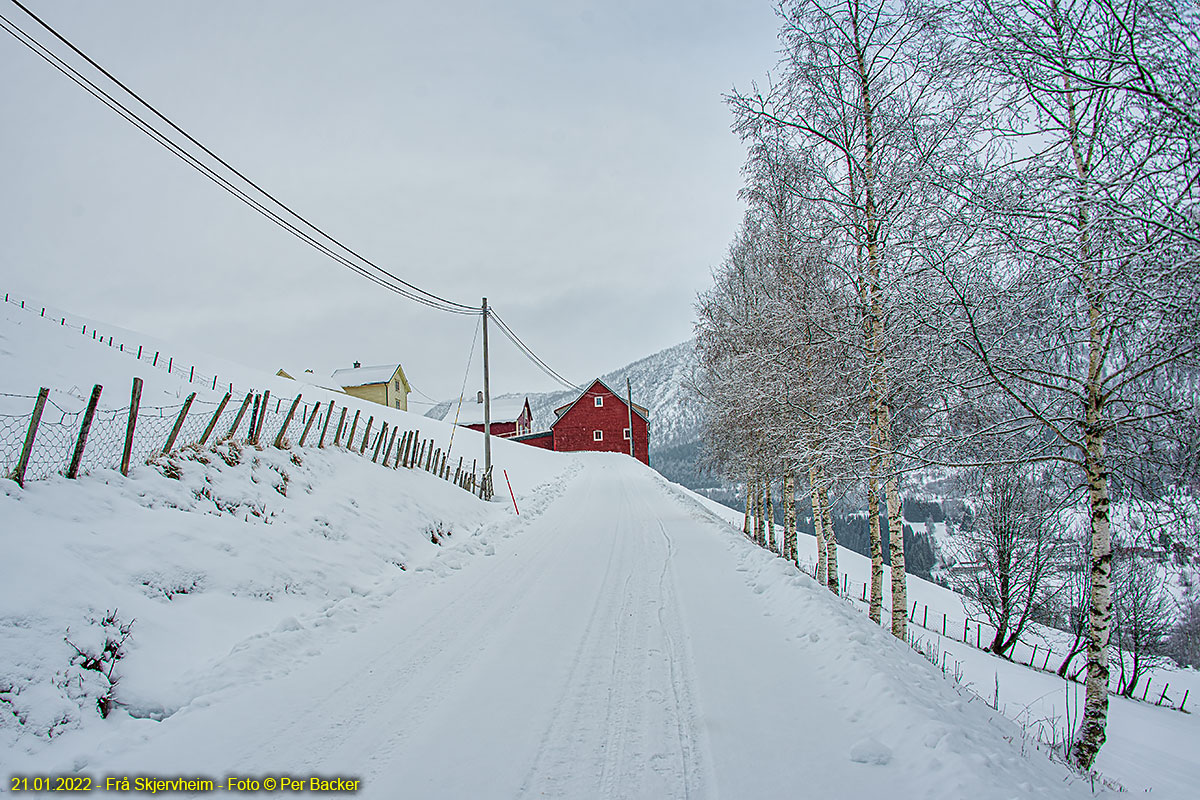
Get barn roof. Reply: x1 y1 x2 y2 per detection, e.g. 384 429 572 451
552 378 649 425
331 363 408 389
444 396 531 427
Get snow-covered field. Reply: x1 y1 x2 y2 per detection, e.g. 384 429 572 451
1 296 1195 797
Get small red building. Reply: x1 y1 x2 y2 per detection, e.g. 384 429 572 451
454 394 533 438
513 379 650 465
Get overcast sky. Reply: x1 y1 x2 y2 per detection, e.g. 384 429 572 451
1 0 780 407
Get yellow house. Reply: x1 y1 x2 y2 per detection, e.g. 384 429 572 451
330 362 411 411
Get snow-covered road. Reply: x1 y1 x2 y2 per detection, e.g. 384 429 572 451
71 455 1092 798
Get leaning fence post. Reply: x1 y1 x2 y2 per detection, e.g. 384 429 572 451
252 390 270 445
199 392 232 446
299 401 321 447
360 416 374 455
12 387 50 487
373 422 388 462
347 409 360 450
402 431 416 468
1158 684 1170 706
226 392 253 440
120 378 143 477
275 394 302 449
382 426 396 465
318 401 335 448
248 394 261 442
1180 689 1189 712
163 392 196 454
334 407 348 446
67 384 103 479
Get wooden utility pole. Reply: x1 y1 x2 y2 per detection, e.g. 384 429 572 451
626 378 635 459
482 297 492 481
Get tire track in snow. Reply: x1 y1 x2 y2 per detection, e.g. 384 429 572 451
516 465 710 800
190 463 590 776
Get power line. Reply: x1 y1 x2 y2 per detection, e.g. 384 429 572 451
6 1 591 398
3 1 479 316
488 310 580 391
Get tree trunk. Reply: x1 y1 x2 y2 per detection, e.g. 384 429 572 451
766 476 776 552
784 472 798 565
820 478 838 595
811 465 826 586
1073 415 1113 770
755 475 767 547
878 419 902 638
744 469 753 539
868 472 883 624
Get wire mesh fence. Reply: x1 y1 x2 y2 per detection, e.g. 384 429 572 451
774 546 1190 713
2 379 493 501
2 291 245 399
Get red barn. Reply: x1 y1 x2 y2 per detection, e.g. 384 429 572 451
451 393 533 439
513 378 649 465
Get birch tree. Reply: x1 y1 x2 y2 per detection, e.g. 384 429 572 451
934 0 1200 770
728 0 973 636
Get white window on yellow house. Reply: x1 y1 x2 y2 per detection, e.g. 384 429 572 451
395 400 400 408
594 430 603 441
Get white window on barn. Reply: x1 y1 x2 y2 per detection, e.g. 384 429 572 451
594 430 603 441
623 428 631 440
594 396 603 407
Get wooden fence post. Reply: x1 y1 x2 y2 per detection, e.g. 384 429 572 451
199 392 232 446
360 416 374 455
252 390 270 444
347 409 360 450
373 422 388 462
382 426 397 465
120 378 143 477
274 394 302 449
67 384 103 479
163 392 196 454
455 457 463 486
248 395 261 442
226 392 253 440
318 401 335 448
334 408 347 446
402 431 416 468
12 388 50 487
299 401 321 447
